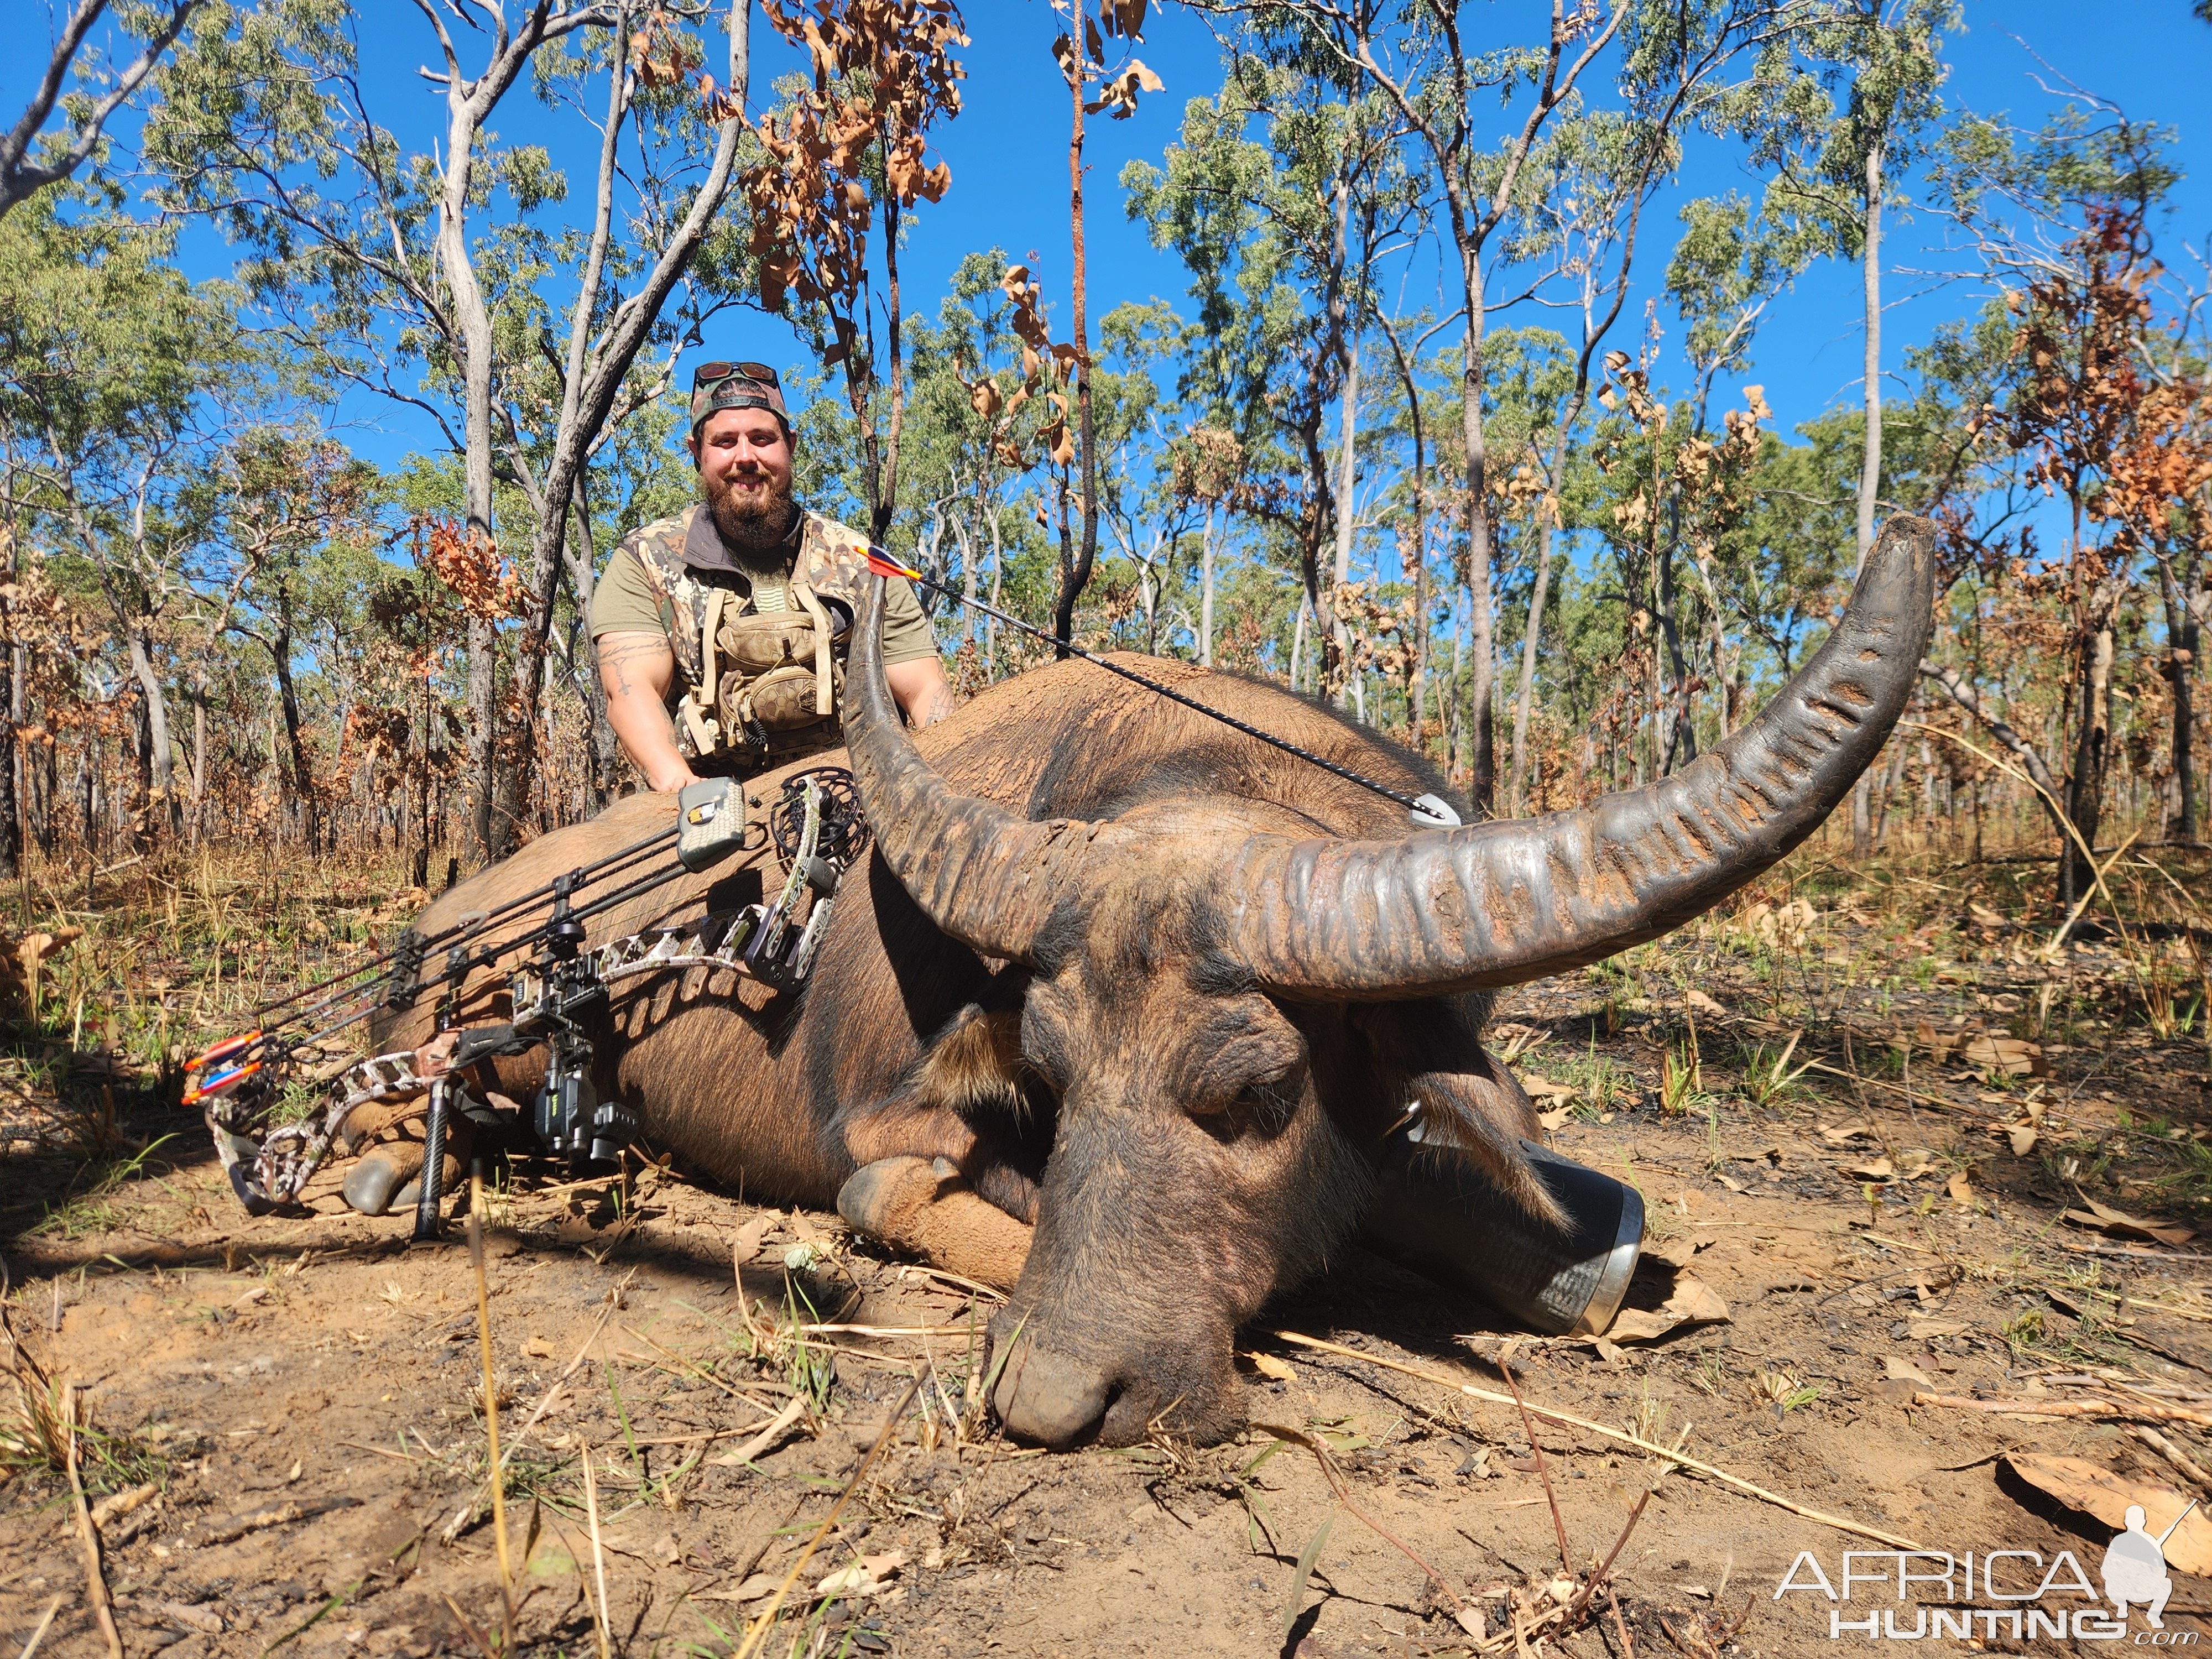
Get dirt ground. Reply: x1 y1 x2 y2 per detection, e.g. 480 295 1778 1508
5 886 2212 1658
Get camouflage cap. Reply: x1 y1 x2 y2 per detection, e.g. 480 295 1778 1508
690 359 791 438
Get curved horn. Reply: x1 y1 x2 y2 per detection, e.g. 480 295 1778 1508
1224 517 1938 997
842 572 1095 962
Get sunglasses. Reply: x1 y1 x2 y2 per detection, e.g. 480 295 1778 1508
692 359 781 389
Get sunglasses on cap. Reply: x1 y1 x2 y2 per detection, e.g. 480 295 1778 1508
692 360 781 389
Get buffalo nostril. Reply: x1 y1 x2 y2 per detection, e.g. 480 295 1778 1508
990 1340 1114 1449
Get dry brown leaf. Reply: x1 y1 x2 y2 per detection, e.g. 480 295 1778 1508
732 1213 777 1266
1536 1106 1573 1132
1684 988 1728 1018
1963 1032 2044 1078
2008 1125 2039 1157
1914 1020 1963 1064
1884 1356 1935 1385
1245 1352 1295 1383
1519 1072 1576 1102
2004 1455 2212 1576
1947 1170 1974 1204
695 1572 781 1604
1608 1273 1730 1344
2061 1199 2196 1248
1084 58 1165 118
1819 1121 1878 1146
521 1337 555 1359
1848 1157 1896 1180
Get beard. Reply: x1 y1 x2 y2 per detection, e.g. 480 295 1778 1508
703 466 796 552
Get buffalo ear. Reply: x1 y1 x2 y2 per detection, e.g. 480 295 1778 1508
1352 1002 1563 1228
913 1004 1030 1117
1407 1060 1567 1230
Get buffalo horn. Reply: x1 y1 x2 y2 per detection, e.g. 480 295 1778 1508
1220 517 1938 997
842 572 1094 963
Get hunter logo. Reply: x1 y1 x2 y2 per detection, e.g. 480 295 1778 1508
1775 1504 2203 1642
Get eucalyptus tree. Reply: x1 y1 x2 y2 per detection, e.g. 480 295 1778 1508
1749 0 1955 850
147 0 750 861
3 1 204 218
1213 0 1824 810
0 189 244 849
1123 34 1411 703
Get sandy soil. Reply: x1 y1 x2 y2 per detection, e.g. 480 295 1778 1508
5 965 2211 1659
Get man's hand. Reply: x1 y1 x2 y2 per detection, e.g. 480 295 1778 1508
886 655 957 730
597 631 698 792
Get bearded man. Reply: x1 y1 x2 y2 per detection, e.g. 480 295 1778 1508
589 361 954 790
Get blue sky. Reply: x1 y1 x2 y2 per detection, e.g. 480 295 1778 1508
16 0 2212 481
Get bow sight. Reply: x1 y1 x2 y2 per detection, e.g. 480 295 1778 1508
184 769 868 1240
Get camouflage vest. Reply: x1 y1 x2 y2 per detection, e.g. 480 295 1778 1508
624 506 874 771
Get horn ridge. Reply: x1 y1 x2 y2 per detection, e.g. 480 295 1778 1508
841 573 1086 963
1224 517 1938 998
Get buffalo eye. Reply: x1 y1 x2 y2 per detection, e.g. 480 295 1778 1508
1186 1010 1307 1117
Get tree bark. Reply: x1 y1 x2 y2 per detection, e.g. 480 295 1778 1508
1851 135 1885 859
265 607 321 855
1051 1 1098 655
0 519 17 879
124 628 178 837
2061 621 2114 907
1198 504 1215 668
2157 552 2199 844
1509 509 1556 815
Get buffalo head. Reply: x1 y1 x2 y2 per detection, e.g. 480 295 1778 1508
842 520 1934 1448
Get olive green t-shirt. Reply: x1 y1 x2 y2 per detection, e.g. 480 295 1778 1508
588 508 939 669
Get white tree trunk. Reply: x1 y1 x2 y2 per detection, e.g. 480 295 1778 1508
1851 136 1885 859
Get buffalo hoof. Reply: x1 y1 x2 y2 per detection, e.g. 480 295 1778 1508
990 1337 1114 1450
837 1156 1033 1290
342 1149 418 1217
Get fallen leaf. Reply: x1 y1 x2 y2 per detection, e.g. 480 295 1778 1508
1914 1021 1963 1064
1820 1121 1879 1146
1591 1336 1627 1365
1963 1032 2043 1078
1520 1072 1577 1101
1947 1170 1974 1205
1536 1106 1572 1131
1685 989 1727 1018
816 1553 904 1598
732 1213 776 1267
521 1337 555 1359
2060 1199 2195 1248
1455 1606 1488 1640
1968 902 2006 928
2004 1455 2212 1576
1907 1319 1968 1339
694 1572 782 1604
1848 1157 1896 1180
1246 1352 1296 1383
1884 1356 1934 1385
1895 1150 1936 1180
789 1212 828 1246
1608 1274 1730 1343
2008 1126 2038 1157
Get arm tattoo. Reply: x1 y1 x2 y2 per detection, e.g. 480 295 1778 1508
912 682 958 729
597 634 670 700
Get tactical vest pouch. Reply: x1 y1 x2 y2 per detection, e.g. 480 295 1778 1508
677 581 844 762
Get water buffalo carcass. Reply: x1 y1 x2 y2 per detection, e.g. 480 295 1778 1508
378 518 1934 1449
